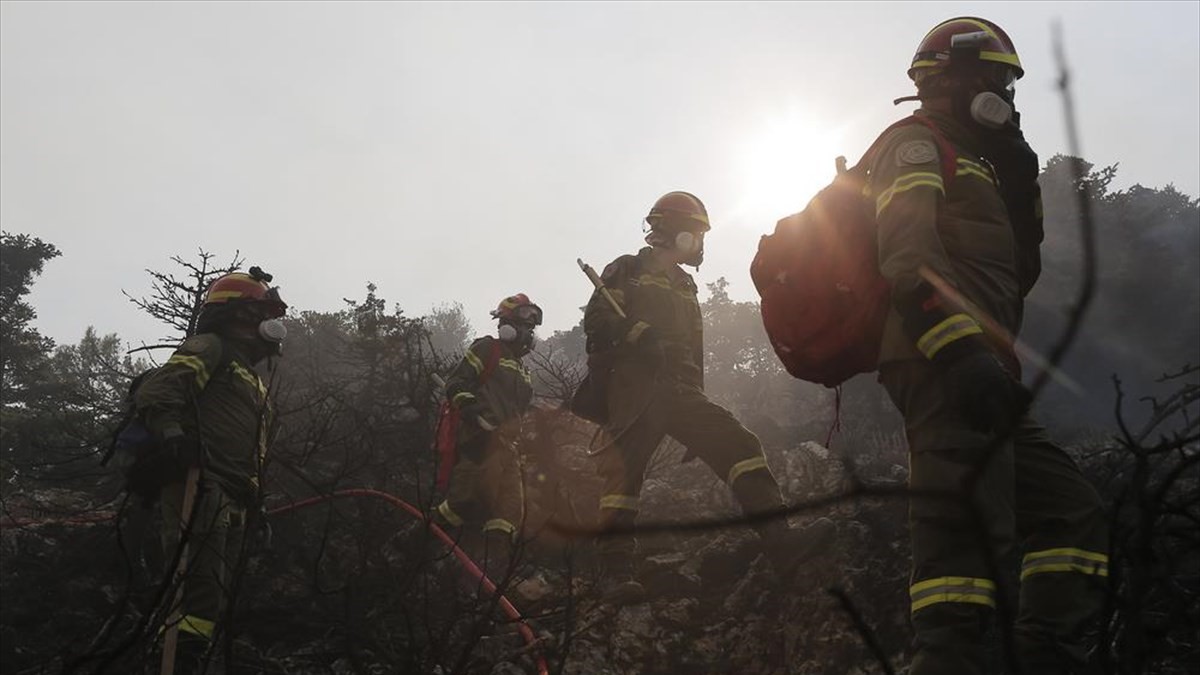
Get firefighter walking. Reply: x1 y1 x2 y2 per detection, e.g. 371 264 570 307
868 18 1108 674
433 294 542 576
132 268 287 673
577 191 835 602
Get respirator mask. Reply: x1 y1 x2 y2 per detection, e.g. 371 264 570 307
674 230 704 265
968 88 1014 129
497 303 541 354
647 227 705 267
498 322 536 353
951 31 1020 130
258 318 288 345
244 266 288 356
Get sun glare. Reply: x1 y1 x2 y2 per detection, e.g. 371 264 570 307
734 109 846 225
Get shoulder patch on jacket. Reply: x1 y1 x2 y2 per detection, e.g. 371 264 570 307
601 254 638 283
896 139 938 166
177 333 222 357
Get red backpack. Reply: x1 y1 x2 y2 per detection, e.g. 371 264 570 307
750 115 956 387
434 340 502 491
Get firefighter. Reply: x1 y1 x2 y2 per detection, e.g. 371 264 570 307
867 18 1109 674
581 191 835 602
132 267 286 671
433 294 541 575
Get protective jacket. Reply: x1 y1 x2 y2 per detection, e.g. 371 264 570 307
134 333 270 504
869 108 1107 675
582 246 791 577
444 336 533 442
435 335 532 535
868 109 1042 368
583 246 705 395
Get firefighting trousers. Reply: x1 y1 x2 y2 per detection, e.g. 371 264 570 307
160 478 247 642
596 375 786 565
436 432 524 541
880 361 1108 675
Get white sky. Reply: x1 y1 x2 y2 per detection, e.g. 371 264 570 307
3 1 1198 349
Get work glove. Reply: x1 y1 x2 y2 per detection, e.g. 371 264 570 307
986 127 1040 219
941 349 1031 436
985 124 1039 186
983 124 1045 294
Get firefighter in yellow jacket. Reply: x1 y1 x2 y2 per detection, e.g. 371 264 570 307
581 191 834 601
133 267 286 670
868 18 1108 674
434 294 540 573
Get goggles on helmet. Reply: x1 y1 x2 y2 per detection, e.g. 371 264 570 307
512 305 543 326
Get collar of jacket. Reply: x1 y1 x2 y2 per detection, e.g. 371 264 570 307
915 108 988 159
637 245 686 278
224 337 264 369
483 334 521 360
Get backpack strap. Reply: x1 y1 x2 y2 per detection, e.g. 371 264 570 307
479 339 503 385
210 335 238 384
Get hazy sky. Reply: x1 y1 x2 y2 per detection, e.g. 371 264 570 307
3 1 1198 350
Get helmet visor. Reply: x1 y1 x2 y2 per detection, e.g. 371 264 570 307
259 286 288 318
991 64 1018 89
513 304 543 326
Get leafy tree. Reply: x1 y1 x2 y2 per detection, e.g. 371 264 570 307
1026 156 1200 435
0 231 61 405
423 301 473 360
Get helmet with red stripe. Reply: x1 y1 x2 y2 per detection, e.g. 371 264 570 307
202 267 287 318
490 293 543 326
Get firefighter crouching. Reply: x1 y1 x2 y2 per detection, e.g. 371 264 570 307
132 268 286 671
434 294 542 576
575 191 836 602
868 17 1109 674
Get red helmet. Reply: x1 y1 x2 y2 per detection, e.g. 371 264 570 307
202 267 287 317
490 293 543 326
645 191 710 232
908 17 1023 83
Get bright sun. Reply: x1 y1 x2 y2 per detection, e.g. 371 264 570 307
734 108 847 225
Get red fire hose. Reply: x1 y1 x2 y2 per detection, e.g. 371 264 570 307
1 489 550 675
266 488 550 675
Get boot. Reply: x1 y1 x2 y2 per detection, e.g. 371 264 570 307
728 467 836 579
480 528 516 584
172 634 223 675
762 517 838 580
429 500 483 550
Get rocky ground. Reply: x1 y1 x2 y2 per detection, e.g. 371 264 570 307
1 444 917 674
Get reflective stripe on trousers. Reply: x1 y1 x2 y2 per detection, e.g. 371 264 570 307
1021 547 1108 580
910 576 997 613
